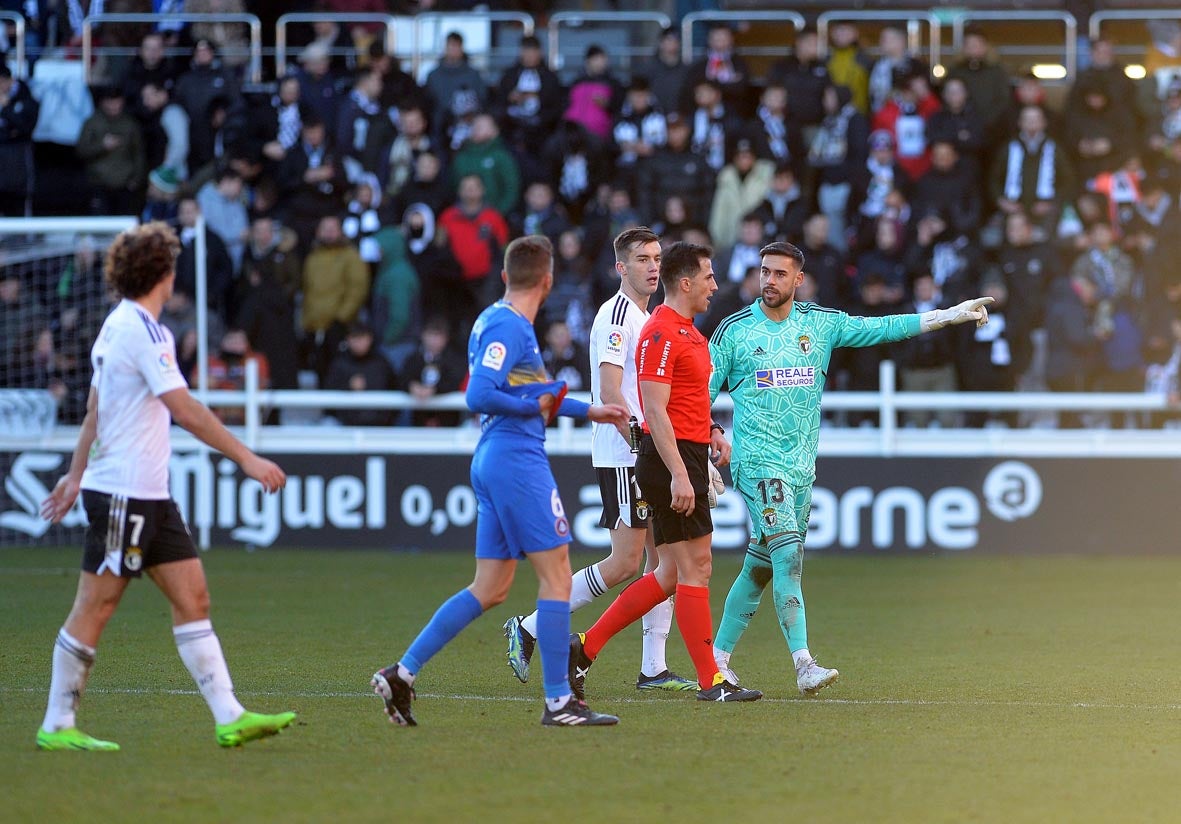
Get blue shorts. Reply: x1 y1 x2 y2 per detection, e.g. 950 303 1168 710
471 440 571 559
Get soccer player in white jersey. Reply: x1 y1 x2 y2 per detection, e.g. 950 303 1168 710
503 227 696 691
36 222 296 751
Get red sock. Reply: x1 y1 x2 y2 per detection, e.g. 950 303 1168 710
675 584 720 689
583 573 666 660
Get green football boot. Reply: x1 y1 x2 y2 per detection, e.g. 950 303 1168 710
35 727 120 752
215 710 297 747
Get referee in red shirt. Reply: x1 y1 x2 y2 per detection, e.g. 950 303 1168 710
569 242 763 702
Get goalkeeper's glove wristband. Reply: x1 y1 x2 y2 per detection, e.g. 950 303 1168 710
919 296 995 333
707 462 725 509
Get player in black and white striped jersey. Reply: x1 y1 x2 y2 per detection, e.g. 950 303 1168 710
503 227 696 692
35 222 297 752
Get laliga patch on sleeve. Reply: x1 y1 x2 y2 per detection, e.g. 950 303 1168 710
158 349 179 374
481 341 508 370
604 327 625 357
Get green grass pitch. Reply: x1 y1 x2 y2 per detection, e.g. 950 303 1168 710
4 547 1181 823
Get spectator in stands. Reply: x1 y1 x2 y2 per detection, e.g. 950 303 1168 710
686 79 742 173
926 77 986 185
709 137 773 251
636 27 689 117
868 26 917 115
1044 271 1102 427
510 181 570 246
370 223 421 370
612 77 667 191
716 214 766 285
277 117 349 252
872 60 940 183
390 150 450 222
496 33 564 175
324 321 399 426
536 229 593 342
295 41 346 132
301 213 371 380
808 83 868 251
991 105 1075 238
369 43 424 116
1066 79 1131 183
300 6 357 76
197 168 249 273
854 215 909 307
957 272 1022 427
122 32 180 109
438 174 509 329
187 0 252 68
751 163 809 246
342 175 383 265
853 129 910 244
384 103 434 201
203 327 271 425
172 39 242 156
896 272 959 428
541 320 591 393
449 113 520 217
425 31 488 146
137 81 190 183
682 23 750 116
766 25 829 130
174 196 235 318
751 83 805 174
0 270 45 388
947 26 1012 150
261 76 310 164
0 63 39 216
637 112 715 227
564 44 623 142
337 66 395 180
800 212 852 310
1067 38 1141 135
1070 220 1140 374
912 140 981 238
1143 20 1181 90
541 118 608 224
141 165 181 224
77 87 145 217
844 273 897 426
911 209 983 306
697 263 761 340
397 316 467 427
997 210 1062 374
826 22 871 115
236 217 302 392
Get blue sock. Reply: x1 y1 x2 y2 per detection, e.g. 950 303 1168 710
402 588 484 674
535 598 572 700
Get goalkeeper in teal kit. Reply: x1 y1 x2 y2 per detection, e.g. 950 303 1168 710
707 242 993 695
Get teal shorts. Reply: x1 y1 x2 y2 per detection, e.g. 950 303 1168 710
732 465 812 544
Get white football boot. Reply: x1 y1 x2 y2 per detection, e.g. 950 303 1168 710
795 656 839 697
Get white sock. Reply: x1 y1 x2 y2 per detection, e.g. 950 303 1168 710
714 647 731 667
793 648 813 669
569 562 607 612
397 663 415 685
640 597 674 677
522 562 609 639
42 629 96 733
174 619 246 725
544 693 573 711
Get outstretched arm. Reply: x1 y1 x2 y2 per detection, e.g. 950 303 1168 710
919 297 995 334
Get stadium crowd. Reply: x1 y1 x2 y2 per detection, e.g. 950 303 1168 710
3 4 1181 428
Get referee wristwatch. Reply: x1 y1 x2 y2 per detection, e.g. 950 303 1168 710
709 422 725 435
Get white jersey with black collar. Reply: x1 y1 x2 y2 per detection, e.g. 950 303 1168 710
589 291 648 468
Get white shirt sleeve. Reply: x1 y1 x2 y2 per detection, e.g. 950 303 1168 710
595 323 630 368
132 326 189 397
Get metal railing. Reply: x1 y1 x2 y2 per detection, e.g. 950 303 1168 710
682 10 806 64
1089 9 1181 43
0 12 27 79
415 11 534 78
547 11 668 74
946 10 1078 80
816 10 941 67
82 13 263 85
275 13 399 79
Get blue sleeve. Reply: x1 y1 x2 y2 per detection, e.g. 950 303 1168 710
558 397 591 418
465 318 539 417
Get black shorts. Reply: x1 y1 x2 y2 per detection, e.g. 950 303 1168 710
82 491 198 578
596 466 651 530
633 436 712 546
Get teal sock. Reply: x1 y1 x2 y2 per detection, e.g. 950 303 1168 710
768 532 808 654
714 544 774 654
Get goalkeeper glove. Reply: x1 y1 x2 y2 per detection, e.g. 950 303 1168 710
707 462 725 508
919 296 995 333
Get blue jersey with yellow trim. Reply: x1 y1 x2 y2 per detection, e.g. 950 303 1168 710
467 301 554 443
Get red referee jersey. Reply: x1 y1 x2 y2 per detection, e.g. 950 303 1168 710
635 304 712 444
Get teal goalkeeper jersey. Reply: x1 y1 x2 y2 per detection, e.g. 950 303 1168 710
709 299 921 485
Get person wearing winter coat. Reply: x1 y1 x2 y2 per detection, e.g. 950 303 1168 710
301 214 371 380
0 64 39 215
448 113 521 216
708 138 774 250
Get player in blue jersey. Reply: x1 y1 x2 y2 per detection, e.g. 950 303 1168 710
372 235 630 727
708 241 992 695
